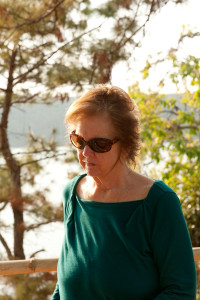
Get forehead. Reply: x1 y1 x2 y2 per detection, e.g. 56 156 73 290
72 114 116 139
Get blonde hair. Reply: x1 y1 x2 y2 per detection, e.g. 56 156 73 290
65 85 141 166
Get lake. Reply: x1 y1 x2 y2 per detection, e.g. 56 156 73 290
0 146 82 260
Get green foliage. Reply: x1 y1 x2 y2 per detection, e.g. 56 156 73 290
0 0 192 297
0 273 57 300
129 55 200 246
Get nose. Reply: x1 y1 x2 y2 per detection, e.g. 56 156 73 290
82 145 93 157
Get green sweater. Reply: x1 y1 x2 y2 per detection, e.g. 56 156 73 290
52 174 196 300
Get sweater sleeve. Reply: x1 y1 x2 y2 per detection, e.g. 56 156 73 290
150 190 197 299
51 175 84 300
51 282 60 300
50 181 72 300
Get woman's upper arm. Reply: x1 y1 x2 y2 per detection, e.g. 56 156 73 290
150 191 196 299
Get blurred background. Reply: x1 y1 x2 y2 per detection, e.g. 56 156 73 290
0 0 199 298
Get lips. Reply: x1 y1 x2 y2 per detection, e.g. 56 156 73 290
83 161 95 166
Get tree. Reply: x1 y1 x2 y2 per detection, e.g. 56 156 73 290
129 48 200 247
0 0 186 262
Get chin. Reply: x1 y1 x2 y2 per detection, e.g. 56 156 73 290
84 167 102 177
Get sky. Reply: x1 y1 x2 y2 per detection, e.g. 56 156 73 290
27 0 200 259
1 0 200 261
42 0 200 257
111 0 200 93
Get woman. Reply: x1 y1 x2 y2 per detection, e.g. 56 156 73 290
52 86 196 299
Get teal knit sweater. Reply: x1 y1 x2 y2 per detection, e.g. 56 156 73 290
52 174 196 300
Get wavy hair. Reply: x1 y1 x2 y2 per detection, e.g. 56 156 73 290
65 85 141 167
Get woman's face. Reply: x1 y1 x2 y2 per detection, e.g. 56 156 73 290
70 114 123 178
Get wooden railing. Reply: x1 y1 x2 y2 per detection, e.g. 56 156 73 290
0 248 200 276
0 258 58 276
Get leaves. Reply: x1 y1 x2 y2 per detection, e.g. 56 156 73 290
129 54 200 246
0 0 194 297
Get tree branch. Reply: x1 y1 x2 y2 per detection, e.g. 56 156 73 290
0 0 66 30
159 109 178 116
20 152 67 167
25 220 60 232
29 249 45 258
0 233 13 259
114 0 141 49
11 92 40 105
178 125 200 130
13 148 67 156
178 31 200 46
13 23 102 86
142 29 200 70
114 0 155 51
0 201 8 212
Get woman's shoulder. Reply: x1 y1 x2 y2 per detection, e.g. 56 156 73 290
63 173 86 199
145 179 180 210
131 172 179 206
148 179 177 198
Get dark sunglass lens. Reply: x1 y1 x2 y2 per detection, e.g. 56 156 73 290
71 135 85 149
90 139 111 153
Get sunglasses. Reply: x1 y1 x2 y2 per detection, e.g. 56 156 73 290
70 130 119 153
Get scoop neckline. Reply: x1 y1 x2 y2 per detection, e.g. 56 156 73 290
74 174 160 207
76 193 145 208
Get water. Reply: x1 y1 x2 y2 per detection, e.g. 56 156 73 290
0 146 82 260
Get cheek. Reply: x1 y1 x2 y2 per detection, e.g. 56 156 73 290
77 150 83 163
77 150 90 169
99 153 117 167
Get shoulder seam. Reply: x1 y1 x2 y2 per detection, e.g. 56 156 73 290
153 180 175 194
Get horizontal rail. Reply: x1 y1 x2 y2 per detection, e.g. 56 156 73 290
0 258 58 276
0 248 200 276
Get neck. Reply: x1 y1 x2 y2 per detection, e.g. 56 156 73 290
90 164 134 192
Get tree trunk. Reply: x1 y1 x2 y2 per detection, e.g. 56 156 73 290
11 167 25 259
0 47 25 259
